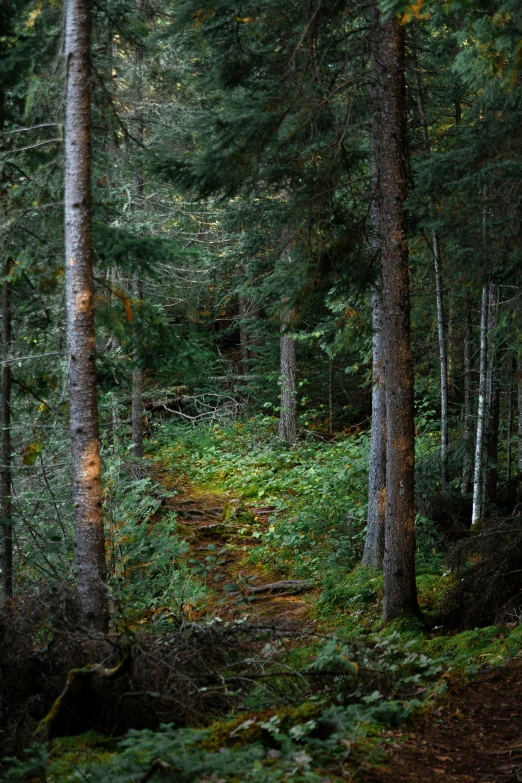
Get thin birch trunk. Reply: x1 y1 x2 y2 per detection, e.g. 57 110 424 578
1 261 13 599
379 10 419 621
433 232 448 487
239 294 249 376
363 291 386 571
506 355 514 481
414 52 448 487
132 275 144 469
0 93 13 601
472 284 489 527
64 0 108 631
484 286 499 507
328 360 334 438
517 295 522 479
131 0 145 470
278 307 297 444
363 4 386 571
110 267 122 448
461 300 473 495
447 299 454 389
518 347 522 475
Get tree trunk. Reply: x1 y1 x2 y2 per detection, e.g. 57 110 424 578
433 232 448 487
278 308 297 444
131 275 144 469
0 90 13 601
131 0 145 471
238 294 249 376
447 298 454 389
64 0 108 632
1 260 13 600
328 360 334 438
518 346 522 476
414 51 448 487
109 268 123 449
363 6 386 572
363 291 386 571
378 11 419 622
484 285 499 507
472 284 489 527
506 355 514 482
461 299 473 495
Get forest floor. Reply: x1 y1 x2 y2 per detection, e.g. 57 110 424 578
11 420 522 783
159 471 316 625
157 466 522 783
366 662 522 783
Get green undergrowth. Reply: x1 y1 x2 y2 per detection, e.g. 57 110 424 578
151 416 522 668
150 419 447 620
154 417 441 587
314 566 522 673
6 418 522 782
10 616 522 783
12 702 393 782
103 458 207 626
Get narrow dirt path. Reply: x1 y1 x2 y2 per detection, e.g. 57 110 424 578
366 662 522 783
158 474 522 783
161 477 315 625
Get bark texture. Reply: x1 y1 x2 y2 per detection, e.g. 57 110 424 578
506 355 514 481
363 6 386 571
64 0 108 631
518 347 522 475
433 232 448 487
364 291 386 571
131 0 145 469
484 286 499 506
328 360 334 437
378 11 419 621
1 260 13 599
238 295 250 377
110 268 123 448
461 300 473 495
132 274 144 469
414 53 448 486
472 284 489 527
278 308 297 445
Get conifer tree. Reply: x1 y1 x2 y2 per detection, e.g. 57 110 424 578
64 0 108 632
1 258 13 600
131 0 145 474
378 6 419 622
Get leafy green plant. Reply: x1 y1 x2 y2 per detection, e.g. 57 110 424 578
189 544 228 582
157 418 370 589
103 459 206 623
1 742 49 783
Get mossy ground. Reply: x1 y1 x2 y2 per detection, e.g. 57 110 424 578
47 733 117 781
12 419 522 782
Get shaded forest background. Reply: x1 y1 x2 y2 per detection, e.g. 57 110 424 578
2 0 522 780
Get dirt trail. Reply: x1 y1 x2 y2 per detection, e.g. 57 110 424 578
160 476 522 783
367 662 522 783
163 478 314 625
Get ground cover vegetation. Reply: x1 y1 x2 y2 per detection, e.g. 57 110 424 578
2 0 522 780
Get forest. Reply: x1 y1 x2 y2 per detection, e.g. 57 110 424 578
1 0 522 780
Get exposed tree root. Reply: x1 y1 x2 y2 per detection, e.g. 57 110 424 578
246 580 313 596
36 639 132 739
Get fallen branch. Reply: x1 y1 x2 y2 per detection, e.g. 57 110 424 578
246 580 313 596
178 507 222 518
